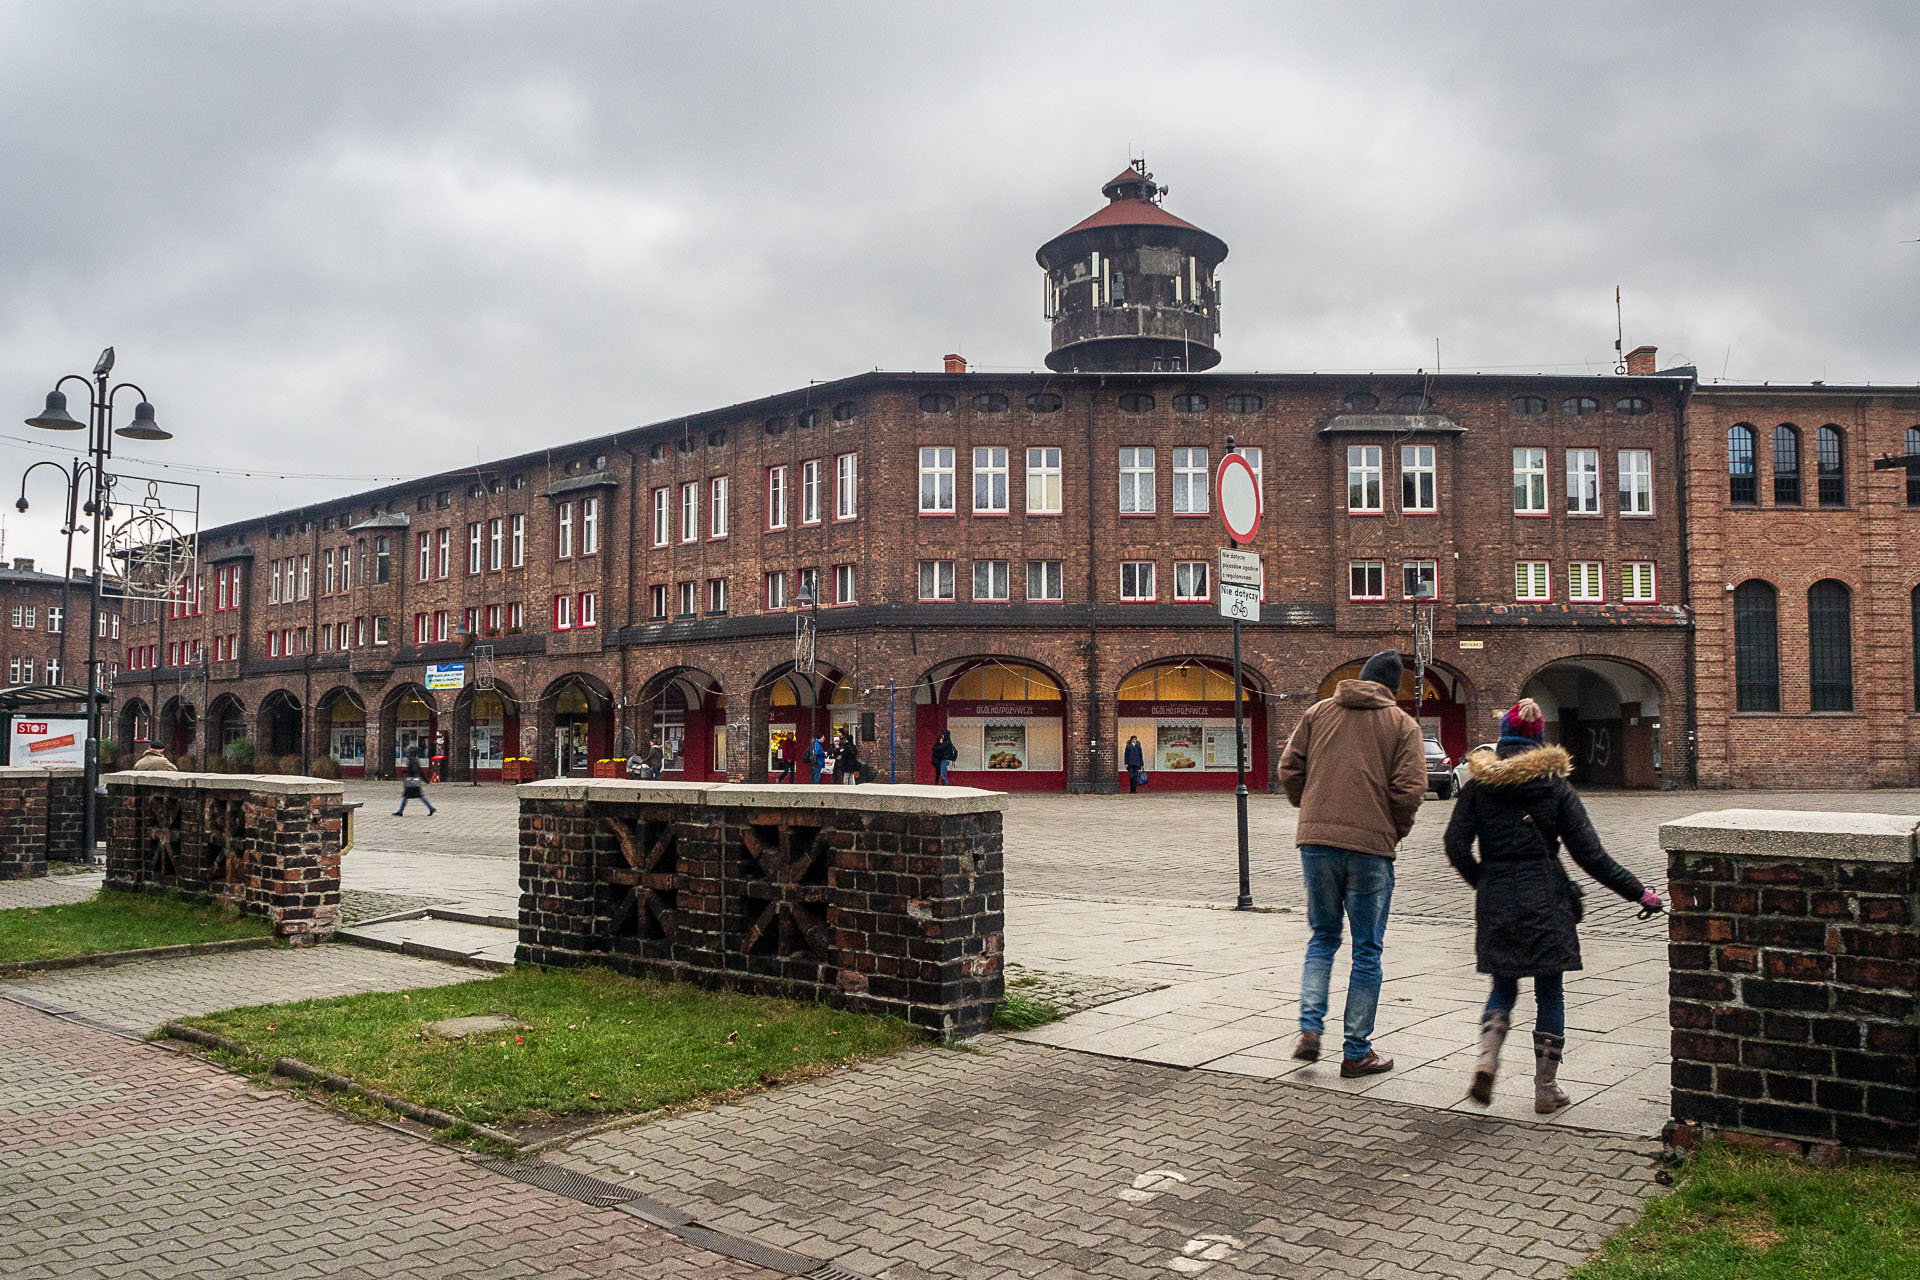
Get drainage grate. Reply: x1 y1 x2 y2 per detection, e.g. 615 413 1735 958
801 1266 877 1280
478 1158 641 1207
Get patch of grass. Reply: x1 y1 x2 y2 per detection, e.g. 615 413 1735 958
181 966 922 1128
0 890 270 965
992 994 1063 1031
1573 1141 1920 1280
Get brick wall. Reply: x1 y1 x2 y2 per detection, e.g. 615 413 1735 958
518 780 1005 1039
0 766 86 878
103 772 344 941
1663 808 1919 1158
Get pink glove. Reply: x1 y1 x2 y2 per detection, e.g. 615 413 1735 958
1639 889 1664 913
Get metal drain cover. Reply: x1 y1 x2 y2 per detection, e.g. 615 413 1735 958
478 1158 640 1207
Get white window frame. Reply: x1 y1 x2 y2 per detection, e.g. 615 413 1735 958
710 476 729 538
554 594 573 630
1619 450 1654 515
1515 560 1552 602
972 447 1009 514
510 514 525 567
1568 561 1604 602
1401 445 1436 512
1174 559 1211 601
582 497 599 555
468 523 483 574
800 459 822 525
677 582 695 617
1348 445 1383 512
1402 559 1437 600
1172 447 1210 515
1514 448 1550 514
918 447 954 514
765 571 788 611
972 559 1010 601
1119 560 1156 601
1349 559 1386 601
918 559 955 601
768 466 789 529
707 577 728 614
1622 561 1657 602
418 533 432 582
833 563 856 604
1026 447 1062 514
1027 559 1063 601
436 529 449 579
1567 448 1601 515
489 517 504 571
834 453 858 520
1118 447 1156 514
558 501 575 558
679 483 697 544
650 584 669 619
652 488 670 545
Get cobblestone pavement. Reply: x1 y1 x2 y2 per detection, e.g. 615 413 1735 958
556 1038 1664 1280
2 943 485 1035
0 868 103 909
0 1000 773 1280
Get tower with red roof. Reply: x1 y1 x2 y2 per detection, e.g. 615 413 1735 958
1036 161 1227 372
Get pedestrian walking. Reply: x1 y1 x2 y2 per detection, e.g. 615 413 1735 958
807 734 827 784
932 729 957 784
1444 699 1663 1113
777 734 798 783
644 738 665 779
1123 735 1145 793
395 747 436 816
835 729 861 785
1278 650 1424 1077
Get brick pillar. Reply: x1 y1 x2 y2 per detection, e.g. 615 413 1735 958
1663 808 1919 1158
0 766 87 878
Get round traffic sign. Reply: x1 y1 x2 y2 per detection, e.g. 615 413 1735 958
1217 452 1261 544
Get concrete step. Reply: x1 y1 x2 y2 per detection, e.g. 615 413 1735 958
339 909 517 971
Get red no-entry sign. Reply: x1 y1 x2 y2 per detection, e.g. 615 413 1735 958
1217 451 1261 544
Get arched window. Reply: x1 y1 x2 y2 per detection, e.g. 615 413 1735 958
1172 393 1207 414
1615 397 1651 416
831 400 856 421
1396 392 1431 412
1562 396 1599 417
797 409 820 429
1728 424 1757 505
1732 580 1780 712
1224 393 1263 414
1905 428 1920 507
1772 424 1801 505
1808 579 1853 711
1816 426 1845 506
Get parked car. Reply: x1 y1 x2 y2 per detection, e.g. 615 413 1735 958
1452 743 1498 792
1424 737 1456 799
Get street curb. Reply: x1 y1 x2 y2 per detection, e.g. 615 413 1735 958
1 934 275 975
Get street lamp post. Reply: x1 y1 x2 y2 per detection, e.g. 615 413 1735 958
795 577 820 765
21 348 172 858
14 455 87 682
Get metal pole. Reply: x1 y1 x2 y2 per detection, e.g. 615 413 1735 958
82 373 107 859
57 458 79 680
888 682 896 783
1233 608 1252 910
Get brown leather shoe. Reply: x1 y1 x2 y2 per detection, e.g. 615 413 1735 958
1340 1051 1394 1078
1292 1032 1321 1062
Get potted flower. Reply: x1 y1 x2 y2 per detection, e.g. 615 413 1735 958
591 757 624 778
500 756 534 783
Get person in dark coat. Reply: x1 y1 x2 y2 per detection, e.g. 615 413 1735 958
932 730 958 784
776 734 798 783
1123 735 1145 792
395 746 436 816
1444 699 1662 1112
834 730 861 785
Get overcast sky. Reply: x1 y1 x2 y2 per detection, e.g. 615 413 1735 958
3 1 1917 568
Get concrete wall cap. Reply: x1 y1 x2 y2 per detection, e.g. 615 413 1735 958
0 765 85 777
705 783 1009 815
1660 808 1920 863
101 771 345 797
516 779 716 802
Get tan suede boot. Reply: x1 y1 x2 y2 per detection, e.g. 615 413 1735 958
1467 1009 1510 1105
1534 1032 1570 1114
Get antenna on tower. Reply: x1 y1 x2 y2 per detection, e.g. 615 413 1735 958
1613 286 1627 374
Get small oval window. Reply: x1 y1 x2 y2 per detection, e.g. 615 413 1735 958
1344 392 1379 413
831 400 855 421
1118 392 1155 414
919 393 954 414
649 442 667 459
974 392 1009 414
1027 391 1063 413
763 416 786 436
1511 395 1547 416
1562 396 1599 417
1172 393 1208 414
1225 393 1263 414
1616 397 1651 416
1396 392 1431 412
707 428 727 446
797 408 820 429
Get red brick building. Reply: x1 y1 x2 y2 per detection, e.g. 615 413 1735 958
0 558 122 759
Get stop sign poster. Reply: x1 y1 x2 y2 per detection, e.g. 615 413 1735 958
10 717 89 767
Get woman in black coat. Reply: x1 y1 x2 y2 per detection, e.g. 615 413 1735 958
1123 735 1146 793
1443 700 1661 1113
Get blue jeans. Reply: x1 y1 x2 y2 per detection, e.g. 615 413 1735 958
935 759 950 784
1298 845 1395 1060
1486 972 1566 1038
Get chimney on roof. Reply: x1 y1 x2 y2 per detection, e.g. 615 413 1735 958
1625 345 1657 376
71 568 88 581
943 353 967 374
12 557 32 571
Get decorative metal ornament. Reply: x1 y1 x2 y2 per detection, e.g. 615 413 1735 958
106 477 199 600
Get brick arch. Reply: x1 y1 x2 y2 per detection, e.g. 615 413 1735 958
313 685 368 778
447 677 521 781
1315 654 1474 761
1111 654 1273 792
634 665 729 781
1516 654 1672 788
539 672 615 777
908 654 1076 791
746 659 849 783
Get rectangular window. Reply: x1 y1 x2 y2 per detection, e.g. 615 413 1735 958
558 501 576 558
1619 450 1653 515
437 529 449 579
972 559 1010 601
434 610 448 643
1347 445 1383 512
800 459 822 524
1026 447 1062 514
1174 560 1211 601
270 631 282 658
1027 559 1064 601
707 578 728 614
1349 560 1386 601
581 592 599 627
489 518 504 571
1172 447 1209 514
44 658 59 685
298 555 310 600
835 453 858 519
464 607 479 637
973 447 1009 513
1118 447 1156 514
673 582 694 617
765 571 788 610
1567 448 1601 514
553 594 573 630
508 514 524 567
797 567 819 604
1622 562 1657 602
768 466 790 528
710 476 729 538
1514 448 1549 513
483 604 499 633
583 496 600 555
1402 560 1437 600
20 607 33 629
1401 445 1436 512
1569 561 1604 602
919 447 954 514
678 484 696 543
468 523 482 574
918 559 955 601
414 613 429 644
270 561 281 604
1515 560 1552 601
507 602 523 631
374 538 390 583
650 584 668 619
417 533 432 582
46 605 62 634
834 563 855 604
1120 560 1156 601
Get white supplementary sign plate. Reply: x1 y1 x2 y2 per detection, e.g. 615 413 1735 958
1216 452 1261 543
1218 547 1261 588
1219 581 1260 622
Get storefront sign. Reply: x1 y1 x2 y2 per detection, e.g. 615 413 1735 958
424 662 467 691
11 717 88 767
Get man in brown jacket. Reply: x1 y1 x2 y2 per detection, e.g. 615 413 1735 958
1278 650 1426 1077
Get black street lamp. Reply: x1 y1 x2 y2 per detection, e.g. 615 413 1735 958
14 455 88 682
21 347 172 858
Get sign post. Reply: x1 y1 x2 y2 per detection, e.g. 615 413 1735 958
1217 443 1263 911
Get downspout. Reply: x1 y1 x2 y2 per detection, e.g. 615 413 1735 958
1083 375 1103 793
1673 376 1695 787
306 514 318 772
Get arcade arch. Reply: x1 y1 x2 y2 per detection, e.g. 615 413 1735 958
912 658 1068 789
1119 657 1268 790
1520 657 1666 788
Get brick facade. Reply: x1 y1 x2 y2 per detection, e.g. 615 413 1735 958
517 780 1004 1038
103 773 344 940
1 560 115 736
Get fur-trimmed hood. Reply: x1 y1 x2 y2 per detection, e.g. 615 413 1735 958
1464 743 1572 787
